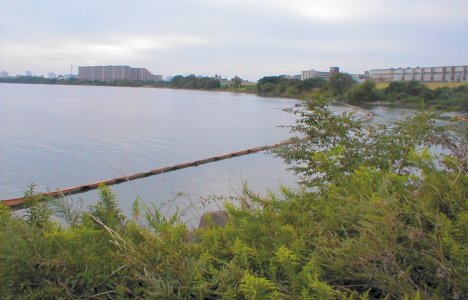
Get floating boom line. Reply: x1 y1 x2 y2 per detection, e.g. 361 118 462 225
1 140 293 208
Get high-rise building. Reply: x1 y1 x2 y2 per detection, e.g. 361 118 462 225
25 71 32 77
78 65 162 82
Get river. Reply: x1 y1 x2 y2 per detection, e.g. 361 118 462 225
0 83 417 224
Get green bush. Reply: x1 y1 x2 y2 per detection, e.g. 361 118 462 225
0 102 466 298
328 73 356 95
170 75 221 90
346 80 382 103
256 76 328 99
377 81 468 111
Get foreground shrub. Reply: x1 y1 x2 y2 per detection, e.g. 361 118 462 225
0 102 466 299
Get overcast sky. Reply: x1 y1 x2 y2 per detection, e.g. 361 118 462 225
1 0 467 80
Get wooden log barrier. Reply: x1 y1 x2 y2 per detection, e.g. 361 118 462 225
1 140 293 208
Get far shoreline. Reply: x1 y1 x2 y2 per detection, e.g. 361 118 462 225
1 80 466 113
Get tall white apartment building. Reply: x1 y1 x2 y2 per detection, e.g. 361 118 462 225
301 67 339 81
78 65 163 82
301 69 331 81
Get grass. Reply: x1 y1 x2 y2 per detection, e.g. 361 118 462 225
424 82 468 89
222 83 257 94
376 81 467 90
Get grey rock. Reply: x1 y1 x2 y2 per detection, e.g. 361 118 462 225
198 210 228 229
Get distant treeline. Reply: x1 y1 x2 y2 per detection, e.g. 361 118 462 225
169 75 220 89
256 74 468 111
0 76 159 87
0 76 81 85
0 75 238 91
256 73 356 99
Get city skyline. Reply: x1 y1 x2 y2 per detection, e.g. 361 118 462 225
1 0 467 81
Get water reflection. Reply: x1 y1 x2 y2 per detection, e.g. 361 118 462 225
1 84 298 219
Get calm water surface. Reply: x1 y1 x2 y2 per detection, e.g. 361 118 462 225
1 83 304 220
0 83 415 223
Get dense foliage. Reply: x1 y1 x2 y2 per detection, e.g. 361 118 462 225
0 76 82 85
256 73 356 99
257 76 328 98
254 75 467 112
327 73 356 96
170 75 221 90
0 76 157 87
346 80 381 104
1 100 466 299
346 81 468 111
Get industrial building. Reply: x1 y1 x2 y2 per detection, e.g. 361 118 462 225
351 71 370 83
78 65 162 82
370 65 468 82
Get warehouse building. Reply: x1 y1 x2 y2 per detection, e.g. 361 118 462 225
370 65 468 82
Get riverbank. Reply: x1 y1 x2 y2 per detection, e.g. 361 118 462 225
334 101 374 121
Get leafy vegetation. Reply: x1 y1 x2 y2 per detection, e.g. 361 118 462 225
224 83 257 94
254 74 467 112
0 75 159 88
170 75 221 90
0 76 82 85
257 76 327 98
231 76 243 89
256 73 356 99
0 74 246 89
1 100 466 299
346 80 381 104
346 81 468 112
327 73 356 96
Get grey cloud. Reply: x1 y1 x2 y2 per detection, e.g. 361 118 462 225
0 0 466 80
